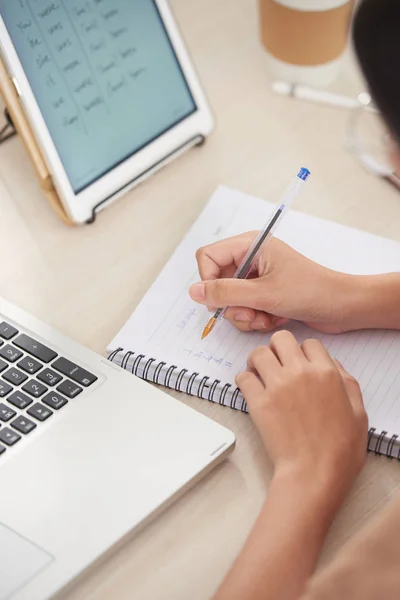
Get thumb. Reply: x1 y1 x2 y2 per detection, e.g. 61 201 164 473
189 278 264 309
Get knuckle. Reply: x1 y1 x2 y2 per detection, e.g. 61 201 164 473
290 360 337 387
319 365 339 384
270 374 287 394
208 279 227 304
322 362 337 376
291 361 310 379
302 338 322 351
292 366 314 388
344 372 360 387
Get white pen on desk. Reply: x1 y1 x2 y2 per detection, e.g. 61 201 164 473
201 168 311 340
271 80 375 112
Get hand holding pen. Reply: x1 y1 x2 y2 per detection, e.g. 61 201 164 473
189 168 312 339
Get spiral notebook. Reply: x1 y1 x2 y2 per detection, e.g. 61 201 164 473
108 186 400 460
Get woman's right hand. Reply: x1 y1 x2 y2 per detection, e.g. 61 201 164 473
189 233 363 334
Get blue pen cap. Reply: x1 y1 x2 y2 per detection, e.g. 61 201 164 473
297 168 310 181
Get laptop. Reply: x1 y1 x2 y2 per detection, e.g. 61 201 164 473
0 297 235 600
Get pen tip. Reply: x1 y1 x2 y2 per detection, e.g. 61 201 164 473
201 317 216 340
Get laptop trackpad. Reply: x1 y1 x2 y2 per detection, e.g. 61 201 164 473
0 522 53 600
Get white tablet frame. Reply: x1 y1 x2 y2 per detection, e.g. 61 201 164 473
0 0 214 224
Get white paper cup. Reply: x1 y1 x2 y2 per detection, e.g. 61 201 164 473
259 0 355 86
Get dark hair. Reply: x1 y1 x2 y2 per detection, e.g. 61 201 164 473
353 0 400 141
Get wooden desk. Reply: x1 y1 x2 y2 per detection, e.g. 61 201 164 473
1 1 400 598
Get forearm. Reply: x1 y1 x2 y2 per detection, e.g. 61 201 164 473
213 471 338 600
342 272 400 331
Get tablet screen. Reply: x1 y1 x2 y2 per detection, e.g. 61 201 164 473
0 0 196 193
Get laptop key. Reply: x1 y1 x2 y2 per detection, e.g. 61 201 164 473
0 345 23 363
3 368 28 386
0 403 16 422
56 380 82 398
0 359 7 373
13 334 57 363
37 368 62 387
7 391 33 409
52 357 97 387
18 356 42 375
0 427 21 446
22 380 48 398
0 381 12 397
0 322 18 340
0 444 5 455
11 416 36 435
27 403 53 422
42 392 68 410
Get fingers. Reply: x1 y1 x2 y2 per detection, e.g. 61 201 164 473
189 277 265 310
269 330 305 365
301 338 335 365
333 359 366 416
247 345 281 386
195 233 257 281
236 370 264 401
224 307 288 332
301 341 365 414
225 307 257 328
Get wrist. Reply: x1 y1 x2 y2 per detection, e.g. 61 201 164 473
341 272 400 331
271 463 346 528
306 267 367 333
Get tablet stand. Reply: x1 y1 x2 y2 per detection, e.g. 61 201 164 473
89 134 206 224
0 104 205 226
0 108 16 145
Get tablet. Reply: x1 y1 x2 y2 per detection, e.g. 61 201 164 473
0 0 213 224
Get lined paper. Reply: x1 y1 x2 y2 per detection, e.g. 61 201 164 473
109 186 400 433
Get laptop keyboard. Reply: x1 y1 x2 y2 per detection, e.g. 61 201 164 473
0 321 98 456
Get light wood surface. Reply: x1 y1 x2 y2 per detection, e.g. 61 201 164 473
2 1 400 599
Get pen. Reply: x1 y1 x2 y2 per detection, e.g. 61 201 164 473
271 80 365 111
201 167 311 339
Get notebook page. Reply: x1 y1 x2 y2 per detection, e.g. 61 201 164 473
109 186 400 433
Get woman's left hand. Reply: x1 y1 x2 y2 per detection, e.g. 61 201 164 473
236 330 368 510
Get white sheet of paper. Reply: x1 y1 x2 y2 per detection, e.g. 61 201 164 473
109 186 400 433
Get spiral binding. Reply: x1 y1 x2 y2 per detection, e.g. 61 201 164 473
109 352 400 458
387 434 398 460
219 383 231 406
186 371 199 396
108 349 245 412
208 378 221 402
375 430 387 455
108 347 122 363
175 368 188 392
143 357 156 381
108 351 400 458
367 427 400 460
153 361 166 385
121 350 133 371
